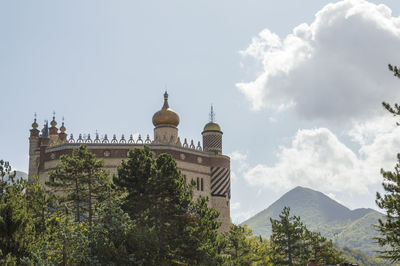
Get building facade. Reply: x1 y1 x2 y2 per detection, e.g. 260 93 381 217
28 92 231 232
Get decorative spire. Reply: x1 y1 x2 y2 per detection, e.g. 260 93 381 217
32 112 38 129
203 104 221 132
50 111 57 127
60 118 66 133
163 91 169 109
209 104 215 122
42 120 49 137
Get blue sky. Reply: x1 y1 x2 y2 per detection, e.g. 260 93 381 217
1 0 400 223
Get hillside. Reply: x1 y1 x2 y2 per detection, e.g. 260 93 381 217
242 186 383 256
3 171 28 181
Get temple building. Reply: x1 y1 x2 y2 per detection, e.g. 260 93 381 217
28 92 231 232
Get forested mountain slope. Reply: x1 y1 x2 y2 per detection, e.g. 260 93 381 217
242 186 383 256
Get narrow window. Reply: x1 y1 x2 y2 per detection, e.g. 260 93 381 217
201 178 204 191
184 175 187 184
197 177 200 191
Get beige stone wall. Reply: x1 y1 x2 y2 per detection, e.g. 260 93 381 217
211 196 230 233
28 136 40 180
154 126 178 144
38 143 230 232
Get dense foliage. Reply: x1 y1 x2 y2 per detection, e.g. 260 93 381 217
0 148 373 265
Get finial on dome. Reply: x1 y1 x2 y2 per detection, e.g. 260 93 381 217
209 104 215 122
163 90 169 109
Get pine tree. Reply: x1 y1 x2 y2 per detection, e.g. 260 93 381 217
303 228 343 265
375 154 400 262
114 146 223 264
375 63 400 263
269 207 305 266
47 145 109 225
113 146 156 222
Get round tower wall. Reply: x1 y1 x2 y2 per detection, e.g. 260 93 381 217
154 126 178 144
202 131 222 154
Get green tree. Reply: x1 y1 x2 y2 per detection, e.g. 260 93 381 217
223 224 270 265
269 207 304 265
113 146 155 222
184 196 225 265
375 154 400 262
47 145 109 225
88 197 144 265
303 228 343 265
114 146 223 265
27 211 92 265
269 207 343 265
382 64 400 119
0 161 36 263
26 176 54 236
375 63 400 263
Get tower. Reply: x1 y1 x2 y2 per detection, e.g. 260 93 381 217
202 105 223 154
28 115 40 179
49 113 59 145
152 91 180 145
59 118 67 143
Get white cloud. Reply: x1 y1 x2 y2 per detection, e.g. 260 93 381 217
229 151 249 173
237 0 400 124
327 192 347 206
242 124 400 196
231 208 258 225
231 202 241 211
229 151 248 161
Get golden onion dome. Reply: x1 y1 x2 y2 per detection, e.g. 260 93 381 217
60 122 66 133
32 118 39 129
152 91 180 127
50 116 57 127
203 121 221 132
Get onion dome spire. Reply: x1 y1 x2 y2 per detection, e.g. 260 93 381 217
50 111 57 128
49 111 58 135
30 113 40 137
58 116 67 142
202 105 223 154
152 91 180 127
31 113 38 129
60 117 66 133
203 105 221 132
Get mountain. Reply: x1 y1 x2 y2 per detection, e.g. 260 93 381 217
15 171 28 180
3 170 28 182
242 186 383 256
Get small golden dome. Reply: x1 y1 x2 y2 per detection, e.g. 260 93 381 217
32 119 39 129
152 92 180 127
203 121 221 132
60 122 66 133
50 116 57 127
